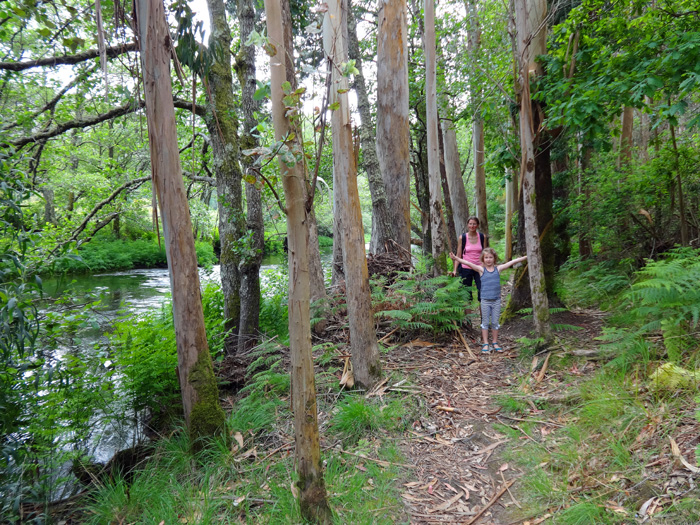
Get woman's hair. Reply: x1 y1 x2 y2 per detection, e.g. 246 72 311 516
480 247 499 264
467 216 480 226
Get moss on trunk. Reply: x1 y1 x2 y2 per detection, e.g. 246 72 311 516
188 351 227 449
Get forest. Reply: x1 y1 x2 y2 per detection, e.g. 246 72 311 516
1 0 699 522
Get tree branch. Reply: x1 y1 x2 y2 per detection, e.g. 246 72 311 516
49 176 150 257
0 42 138 71
4 97 206 149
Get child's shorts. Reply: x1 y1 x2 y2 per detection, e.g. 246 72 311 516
480 299 501 330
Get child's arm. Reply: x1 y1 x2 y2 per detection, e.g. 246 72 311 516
497 255 527 272
449 252 484 273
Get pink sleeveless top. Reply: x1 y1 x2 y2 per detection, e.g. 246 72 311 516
461 233 482 268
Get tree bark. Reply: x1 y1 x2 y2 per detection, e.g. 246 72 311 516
135 0 225 444
424 0 448 274
438 121 457 253
347 0 393 256
204 0 245 356
235 0 264 352
578 141 593 257
42 187 57 226
670 124 688 246
467 0 489 238
618 105 634 168
264 0 332 520
504 167 515 260
377 0 411 254
515 0 551 341
324 0 382 388
441 117 470 239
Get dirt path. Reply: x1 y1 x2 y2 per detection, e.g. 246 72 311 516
390 309 606 524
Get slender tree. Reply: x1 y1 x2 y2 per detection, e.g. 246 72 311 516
323 0 382 388
424 0 449 274
263 0 332 519
235 0 265 351
441 116 470 238
135 0 226 444
515 0 551 341
347 0 393 256
204 0 245 355
467 0 489 238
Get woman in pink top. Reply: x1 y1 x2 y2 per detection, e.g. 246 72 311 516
450 216 487 301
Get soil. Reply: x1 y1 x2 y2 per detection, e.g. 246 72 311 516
386 308 607 524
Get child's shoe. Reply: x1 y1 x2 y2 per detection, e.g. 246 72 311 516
481 343 491 354
492 342 503 353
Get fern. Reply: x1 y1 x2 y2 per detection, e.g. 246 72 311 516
373 270 470 335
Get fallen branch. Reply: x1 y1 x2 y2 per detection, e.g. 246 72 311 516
435 405 461 413
452 320 476 358
465 478 515 525
535 352 551 382
339 448 416 469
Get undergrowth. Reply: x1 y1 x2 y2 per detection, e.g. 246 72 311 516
80 336 418 524
503 248 700 524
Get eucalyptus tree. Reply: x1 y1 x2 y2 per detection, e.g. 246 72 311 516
347 0 394 256
263 0 332 518
323 0 382 388
466 0 489 238
424 0 449 273
514 0 551 341
135 0 226 443
377 0 412 255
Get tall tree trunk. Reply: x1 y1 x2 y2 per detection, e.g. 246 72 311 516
377 0 411 254
235 0 264 352
42 187 57 225
473 118 488 236
331 181 345 285
347 0 393 256
441 117 470 237
515 0 551 341
504 167 515 260
204 0 244 355
670 124 688 246
135 0 226 444
507 0 556 310
467 0 489 238
264 0 332 520
275 0 326 301
438 121 457 252
578 141 593 257
424 0 448 274
413 121 432 256
324 0 382 388
618 106 634 168
551 144 571 269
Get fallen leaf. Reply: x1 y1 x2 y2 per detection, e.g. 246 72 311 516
639 497 655 516
290 482 299 499
427 491 463 513
669 437 700 473
233 495 246 507
499 463 509 472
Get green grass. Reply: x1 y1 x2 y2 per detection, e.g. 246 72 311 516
49 237 217 274
82 392 414 524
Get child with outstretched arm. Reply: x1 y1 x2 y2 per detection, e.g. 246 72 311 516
449 248 527 354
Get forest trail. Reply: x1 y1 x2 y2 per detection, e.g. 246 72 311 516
392 309 606 524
